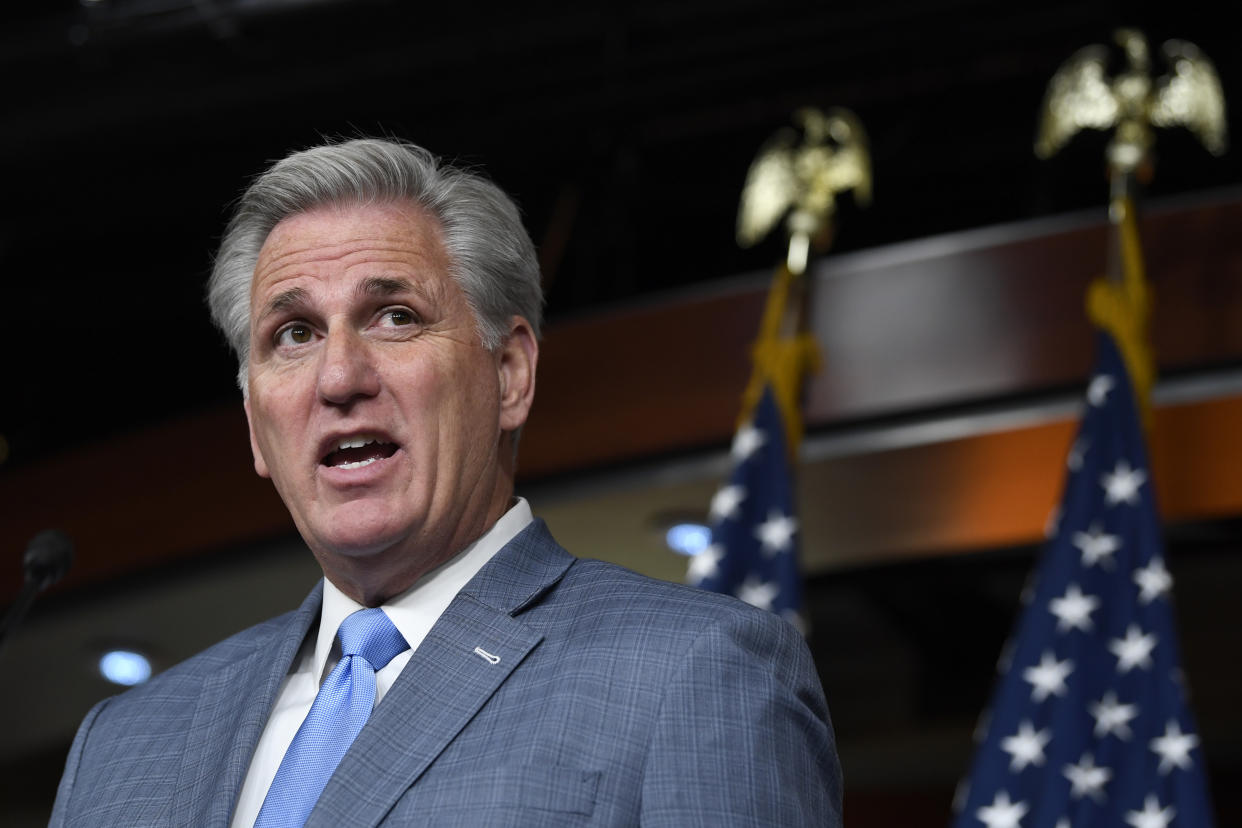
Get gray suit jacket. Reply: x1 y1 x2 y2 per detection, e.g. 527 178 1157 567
51 520 842 826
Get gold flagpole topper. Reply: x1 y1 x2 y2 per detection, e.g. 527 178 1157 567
1035 27 1228 424
1035 27 1227 178
729 106 871 450
736 107 872 276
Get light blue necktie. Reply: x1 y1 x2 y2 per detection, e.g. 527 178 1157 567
254 607 409 828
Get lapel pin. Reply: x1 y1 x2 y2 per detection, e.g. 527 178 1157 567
473 646 501 665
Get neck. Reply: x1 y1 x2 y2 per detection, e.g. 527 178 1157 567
322 478 516 607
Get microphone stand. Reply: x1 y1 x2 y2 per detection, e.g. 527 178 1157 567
0 529 74 656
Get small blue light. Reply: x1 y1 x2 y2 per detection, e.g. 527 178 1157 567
665 523 712 556
99 650 152 686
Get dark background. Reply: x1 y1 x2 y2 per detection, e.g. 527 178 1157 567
2 0 1239 473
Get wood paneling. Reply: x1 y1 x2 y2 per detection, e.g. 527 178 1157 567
4 190 1241 599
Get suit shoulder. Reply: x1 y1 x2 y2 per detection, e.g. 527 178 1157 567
102 607 302 706
176 609 301 669
563 557 756 608
524 556 827 718
553 557 798 640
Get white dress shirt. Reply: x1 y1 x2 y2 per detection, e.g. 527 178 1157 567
230 498 534 828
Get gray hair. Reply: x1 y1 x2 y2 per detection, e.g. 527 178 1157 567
207 137 543 389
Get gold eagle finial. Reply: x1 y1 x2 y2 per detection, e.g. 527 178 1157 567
1035 28 1227 174
736 107 872 275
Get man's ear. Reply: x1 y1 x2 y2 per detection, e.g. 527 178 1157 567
243 397 272 479
497 316 538 433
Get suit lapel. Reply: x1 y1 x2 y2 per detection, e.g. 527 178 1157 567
174 582 323 827
307 521 574 827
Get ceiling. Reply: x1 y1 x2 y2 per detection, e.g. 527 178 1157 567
2 2 1242 824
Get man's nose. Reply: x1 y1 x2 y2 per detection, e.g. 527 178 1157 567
316 327 380 405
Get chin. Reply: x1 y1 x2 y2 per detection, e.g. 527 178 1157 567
309 504 419 559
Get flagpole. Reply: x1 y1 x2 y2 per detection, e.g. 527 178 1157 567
686 106 870 629
954 27 1226 828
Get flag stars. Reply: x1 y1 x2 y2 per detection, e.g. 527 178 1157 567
709 485 746 521
956 349 1212 827
1063 752 1112 802
1134 557 1173 605
1023 650 1074 702
976 791 1029 828
696 391 799 621
1001 720 1051 772
735 576 779 611
1072 523 1121 569
754 510 798 556
686 543 724 584
1125 795 1176 828
1109 624 1157 673
1150 720 1199 774
1101 460 1147 506
1088 691 1139 740
730 423 767 462
1049 584 1100 633
1087 373 1115 406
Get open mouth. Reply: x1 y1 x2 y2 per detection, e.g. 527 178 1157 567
321 436 399 470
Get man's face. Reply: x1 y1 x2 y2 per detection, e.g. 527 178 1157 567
244 200 536 604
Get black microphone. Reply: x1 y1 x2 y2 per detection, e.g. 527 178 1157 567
0 529 75 653
24 529 74 592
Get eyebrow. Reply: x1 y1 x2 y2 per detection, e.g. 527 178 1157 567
358 276 415 299
255 276 419 324
257 286 309 322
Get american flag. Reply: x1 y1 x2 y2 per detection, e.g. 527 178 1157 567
687 385 804 628
953 331 1214 828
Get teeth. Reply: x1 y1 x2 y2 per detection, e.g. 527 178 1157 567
337 436 377 450
337 457 379 470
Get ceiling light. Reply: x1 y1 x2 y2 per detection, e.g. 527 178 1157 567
665 523 712 556
99 649 152 686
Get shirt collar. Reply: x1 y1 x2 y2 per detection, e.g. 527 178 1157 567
313 497 533 683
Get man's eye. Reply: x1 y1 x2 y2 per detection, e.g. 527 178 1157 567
277 325 313 346
381 309 417 327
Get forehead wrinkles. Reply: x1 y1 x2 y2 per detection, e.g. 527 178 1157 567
249 203 456 318
258 202 448 271
256 234 430 281
253 248 459 329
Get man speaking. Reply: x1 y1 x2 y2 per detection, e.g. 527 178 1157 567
50 138 842 826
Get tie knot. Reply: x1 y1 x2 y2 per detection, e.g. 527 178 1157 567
337 608 408 671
